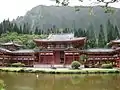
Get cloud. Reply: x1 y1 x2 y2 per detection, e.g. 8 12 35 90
0 0 55 22
0 0 119 22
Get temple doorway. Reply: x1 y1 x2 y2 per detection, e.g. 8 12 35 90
54 51 64 64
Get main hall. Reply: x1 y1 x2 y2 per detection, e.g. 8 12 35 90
0 33 120 68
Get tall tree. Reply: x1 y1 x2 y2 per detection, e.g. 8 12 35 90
0 24 3 35
23 23 30 34
113 25 120 39
98 24 106 48
86 23 97 48
34 27 39 34
13 23 20 33
107 19 113 42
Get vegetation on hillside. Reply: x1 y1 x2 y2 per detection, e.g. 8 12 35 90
74 19 120 48
0 19 119 49
0 32 47 49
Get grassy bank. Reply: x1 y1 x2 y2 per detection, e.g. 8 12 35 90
0 67 120 74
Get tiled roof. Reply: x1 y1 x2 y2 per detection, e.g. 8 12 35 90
0 47 12 53
108 39 120 46
34 33 86 42
12 49 35 53
0 42 22 47
47 33 74 41
112 39 120 43
84 48 114 53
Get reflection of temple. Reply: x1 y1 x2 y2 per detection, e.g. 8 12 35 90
0 33 120 67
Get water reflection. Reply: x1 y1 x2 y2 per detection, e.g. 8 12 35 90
0 72 120 90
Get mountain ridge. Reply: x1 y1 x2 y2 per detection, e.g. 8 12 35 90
13 5 120 33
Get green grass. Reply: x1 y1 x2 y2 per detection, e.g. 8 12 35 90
0 67 120 74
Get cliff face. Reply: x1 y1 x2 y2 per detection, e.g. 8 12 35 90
13 5 120 32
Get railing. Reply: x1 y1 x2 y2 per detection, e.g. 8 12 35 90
47 44 73 49
87 56 117 60
12 56 36 60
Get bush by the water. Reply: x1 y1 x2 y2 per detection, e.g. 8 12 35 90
71 61 81 69
101 63 113 69
11 62 25 67
0 79 5 90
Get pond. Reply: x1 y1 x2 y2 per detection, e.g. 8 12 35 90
0 72 120 90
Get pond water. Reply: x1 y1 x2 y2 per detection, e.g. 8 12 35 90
0 72 120 90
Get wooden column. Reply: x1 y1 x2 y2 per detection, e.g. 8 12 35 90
32 53 34 66
44 52 46 64
22 57 23 64
2 59 4 66
79 53 80 61
39 52 41 64
119 59 120 68
52 52 54 67
72 52 75 60
28 58 29 66
64 52 66 67
3 54 4 66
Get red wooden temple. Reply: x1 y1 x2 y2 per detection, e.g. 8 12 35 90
0 33 120 67
34 33 86 66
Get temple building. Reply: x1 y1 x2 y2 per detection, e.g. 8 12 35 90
0 33 120 68
34 33 86 67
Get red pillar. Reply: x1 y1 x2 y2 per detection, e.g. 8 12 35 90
73 52 75 61
28 59 29 66
39 52 41 64
118 58 120 67
64 52 66 66
52 52 54 67
44 52 46 64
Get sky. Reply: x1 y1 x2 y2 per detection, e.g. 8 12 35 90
0 0 120 22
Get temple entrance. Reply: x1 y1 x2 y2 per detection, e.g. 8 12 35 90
54 51 64 64
60 51 64 64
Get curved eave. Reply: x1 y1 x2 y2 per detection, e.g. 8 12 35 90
0 43 22 47
80 49 116 54
0 48 12 54
34 37 86 44
108 40 120 46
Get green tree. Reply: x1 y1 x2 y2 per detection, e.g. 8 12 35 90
23 23 30 34
0 24 3 35
34 27 39 34
106 20 119 42
107 19 113 42
86 23 97 48
19 25 23 34
114 25 120 39
98 24 106 47
13 24 20 33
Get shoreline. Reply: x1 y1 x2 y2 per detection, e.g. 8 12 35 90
0 67 120 74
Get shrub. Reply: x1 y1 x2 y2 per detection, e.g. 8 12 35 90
94 62 101 68
0 79 5 90
71 61 81 69
101 63 113 69
11 62 25 67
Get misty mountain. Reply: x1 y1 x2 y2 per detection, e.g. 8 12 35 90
13 5 120 34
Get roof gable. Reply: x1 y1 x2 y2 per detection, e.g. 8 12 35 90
46 33 74 41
